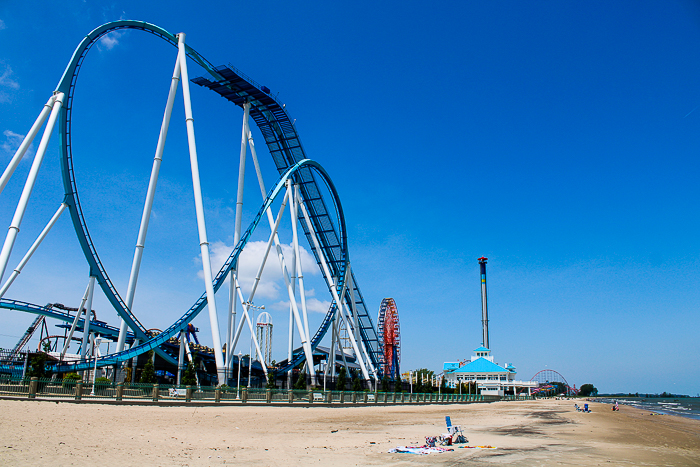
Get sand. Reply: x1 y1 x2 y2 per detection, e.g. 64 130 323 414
0 398 699 466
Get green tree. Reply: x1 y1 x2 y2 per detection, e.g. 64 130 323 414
395 372 403 393
440 375 449 393
381 375 390 392
579 384 598 397
27 352 48 379
266 372 277 389
182 360 197 386
336 366 347 391
294 372 307 390
412 368 435 393
351 370 363 392
139 351 157 384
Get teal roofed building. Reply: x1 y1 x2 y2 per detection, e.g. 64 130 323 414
443 346 536 396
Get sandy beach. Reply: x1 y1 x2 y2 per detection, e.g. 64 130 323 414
0 398 699 466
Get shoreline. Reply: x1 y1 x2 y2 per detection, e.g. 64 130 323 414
2 398 698 465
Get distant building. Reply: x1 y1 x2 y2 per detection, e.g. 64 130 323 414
443 346 537 396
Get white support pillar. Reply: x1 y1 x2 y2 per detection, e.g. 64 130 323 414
298 197 370 380
292 186 312 351
176 330 186 386
0 203 67 298
0 92 64 283
0 95 56 195
227 101 251 373
273 182 315 378
80 275 96 361
177 33 225 385
328 311 337 378
287 226 296 385
60 282 91 360
117 53 182 353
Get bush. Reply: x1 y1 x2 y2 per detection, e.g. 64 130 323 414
95 377 111 385
62 372 81 387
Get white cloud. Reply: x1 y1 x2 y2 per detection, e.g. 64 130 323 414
0 63 19 103
269 296 332 315
197 240 321 302
1 130 33 159
98 30 125 50
0 64 19 90
0 19 6 30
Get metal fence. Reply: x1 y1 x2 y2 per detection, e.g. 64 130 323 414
0 377 532 405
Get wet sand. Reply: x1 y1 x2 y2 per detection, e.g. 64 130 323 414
1 398 699 466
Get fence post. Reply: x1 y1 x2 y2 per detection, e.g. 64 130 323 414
288 389 293 404
326 391 331 404
185 385 192 402
242 387 248 403
75 381 83 401
152 384 159 402
116 382 124 401
351 392 357 404
308 390 313 403
266 389 272 404
363 392 368 404
215 387 221 403
401 393 405 403
28 377 38 399
339 392 345 404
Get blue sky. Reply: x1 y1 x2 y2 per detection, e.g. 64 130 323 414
1 1 699 395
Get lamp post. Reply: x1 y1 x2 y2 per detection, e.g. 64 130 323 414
409 371 412 394
90 337 102 396
236 351 242 400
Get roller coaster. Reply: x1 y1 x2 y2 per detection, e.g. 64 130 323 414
0 20 384 387
530 369 578 396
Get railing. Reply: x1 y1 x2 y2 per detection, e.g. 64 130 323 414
0 377 531 405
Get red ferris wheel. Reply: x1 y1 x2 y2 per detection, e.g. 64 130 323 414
377 298 401 380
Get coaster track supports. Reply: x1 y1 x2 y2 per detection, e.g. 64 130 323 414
0 92 64 283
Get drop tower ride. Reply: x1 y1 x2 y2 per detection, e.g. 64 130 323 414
478 257 489 349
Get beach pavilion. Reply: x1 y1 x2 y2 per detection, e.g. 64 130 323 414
443 346 538 396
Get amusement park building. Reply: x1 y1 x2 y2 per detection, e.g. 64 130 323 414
443 347 537 396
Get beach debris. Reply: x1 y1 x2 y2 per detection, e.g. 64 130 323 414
388 446 454 455
330 430 338 433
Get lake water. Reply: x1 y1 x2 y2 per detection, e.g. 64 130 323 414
595 397 700 420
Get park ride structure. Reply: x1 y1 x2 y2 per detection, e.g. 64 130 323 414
377 298 400 381
0 20 385 387
530 369 578 396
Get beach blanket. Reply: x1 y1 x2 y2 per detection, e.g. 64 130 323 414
388 446 454 455
457 445 497 449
